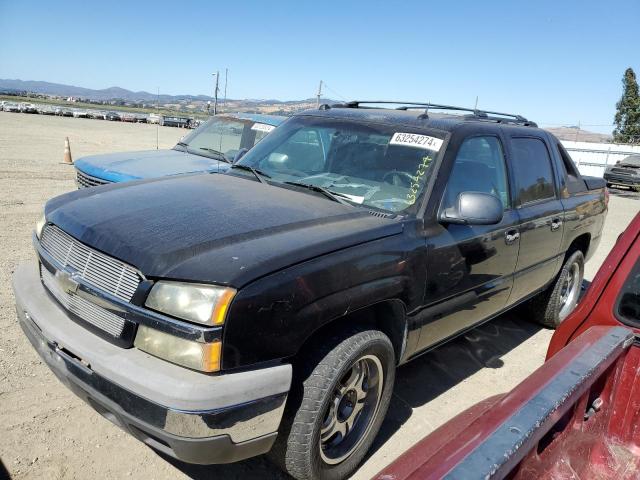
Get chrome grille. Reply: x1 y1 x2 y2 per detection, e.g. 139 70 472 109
40 224 141 302
41 267 125 337
76 169 111 189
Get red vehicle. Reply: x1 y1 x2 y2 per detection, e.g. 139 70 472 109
374 213 640 480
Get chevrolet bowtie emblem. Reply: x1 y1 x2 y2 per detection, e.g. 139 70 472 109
55 269 80 295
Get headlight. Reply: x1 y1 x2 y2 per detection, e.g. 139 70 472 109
35 213 46 239
134 325 221 372
145 281 235 326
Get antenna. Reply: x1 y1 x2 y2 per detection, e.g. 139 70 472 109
223 68 228 108
212 72 220 115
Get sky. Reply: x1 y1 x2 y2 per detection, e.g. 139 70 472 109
0 0 638 133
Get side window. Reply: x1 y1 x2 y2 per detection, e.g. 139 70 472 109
260 129 325 173
556 142 587 194
510 138 556 205
442 136 510 210
617 258 640 328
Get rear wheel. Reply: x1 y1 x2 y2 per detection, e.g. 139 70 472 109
273 329 395 480
529 250 585 328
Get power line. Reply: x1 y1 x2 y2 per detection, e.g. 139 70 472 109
321 82 348 101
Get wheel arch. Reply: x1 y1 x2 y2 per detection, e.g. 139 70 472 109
567 232 591 259
291 299 408 366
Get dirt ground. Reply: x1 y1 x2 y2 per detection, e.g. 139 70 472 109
0 111 638 480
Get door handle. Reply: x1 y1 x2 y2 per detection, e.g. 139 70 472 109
505 229 520 245
551 218 562 231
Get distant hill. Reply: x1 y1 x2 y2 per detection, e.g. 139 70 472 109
545 126 612 143
0 78 335 106
0 78 219 102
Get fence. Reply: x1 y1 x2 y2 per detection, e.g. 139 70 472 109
560 140 640 177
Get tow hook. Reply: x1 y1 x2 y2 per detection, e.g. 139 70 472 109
584 397 603 420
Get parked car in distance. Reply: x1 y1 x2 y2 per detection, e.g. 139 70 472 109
20 103 39 113
373 212 640 480
73 113 284 187
87 110 106 120
105 111 121 121
604 154 640 191
147 112 161 124
72 109 89 118
38 105 57 115
13 101 607 480
135 113 148 123
121 112 137 122
2 102 20 112
160 115 192 128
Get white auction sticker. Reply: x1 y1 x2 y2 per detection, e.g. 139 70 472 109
251 123 275 133
389 132 443 151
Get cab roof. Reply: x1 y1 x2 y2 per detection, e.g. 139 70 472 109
293 102 540 134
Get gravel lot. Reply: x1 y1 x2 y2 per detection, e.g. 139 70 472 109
0 111 638 479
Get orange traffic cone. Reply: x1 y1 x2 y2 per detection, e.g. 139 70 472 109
62 137 73 165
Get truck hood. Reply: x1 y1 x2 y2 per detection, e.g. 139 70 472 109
45 174 403 287
74 149 229 182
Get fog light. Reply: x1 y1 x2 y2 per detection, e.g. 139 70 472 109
134 325 221 372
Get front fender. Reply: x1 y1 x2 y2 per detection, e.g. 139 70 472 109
221 232 425 369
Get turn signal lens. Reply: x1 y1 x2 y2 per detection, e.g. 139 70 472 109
134 325 221 372
35 214 46 239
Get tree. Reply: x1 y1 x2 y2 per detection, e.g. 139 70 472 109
613 68 640 144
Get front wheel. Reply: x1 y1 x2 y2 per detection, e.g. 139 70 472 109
274 329 395 480
530 250 585 328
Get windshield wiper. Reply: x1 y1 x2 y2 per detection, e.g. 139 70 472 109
283 181 352 205
230 164 271 184
198 147 231 163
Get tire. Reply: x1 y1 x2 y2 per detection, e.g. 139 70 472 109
272 328 395 480
529 249 585 328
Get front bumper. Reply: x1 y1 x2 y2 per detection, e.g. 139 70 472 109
603 172 640 187
12 262 292 464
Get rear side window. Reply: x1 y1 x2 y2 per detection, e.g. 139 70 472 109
510 138 556 205
556 143 587 194
617 258 640 328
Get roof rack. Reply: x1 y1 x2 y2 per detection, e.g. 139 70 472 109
331 100 537 127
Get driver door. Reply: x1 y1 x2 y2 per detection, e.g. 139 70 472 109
415 134 520 352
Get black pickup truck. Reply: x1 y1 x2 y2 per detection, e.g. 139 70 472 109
13 102 607 480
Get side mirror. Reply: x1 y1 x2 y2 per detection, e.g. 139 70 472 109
233 148 248 163
440 191 504 225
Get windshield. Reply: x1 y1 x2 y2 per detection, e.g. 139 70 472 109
178 117 246 160
621 155 640 167
234 116 445 213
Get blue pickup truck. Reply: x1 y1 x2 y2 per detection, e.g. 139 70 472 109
74 113 285 188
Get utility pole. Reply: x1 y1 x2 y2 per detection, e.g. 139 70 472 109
316 80 323 108
212 72 219 115
223 68 228 108
156 86 159 150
